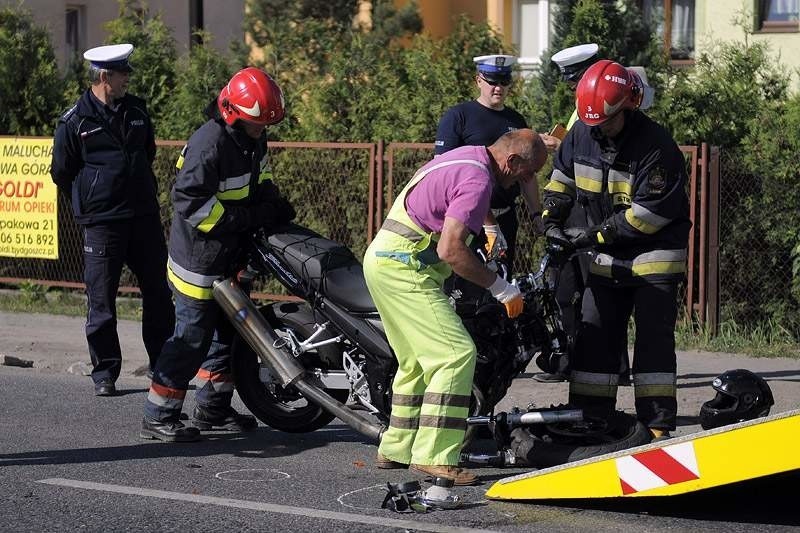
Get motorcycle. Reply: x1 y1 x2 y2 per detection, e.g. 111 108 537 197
214 223 651 467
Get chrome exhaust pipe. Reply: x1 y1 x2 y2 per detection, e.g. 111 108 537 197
213 278 384 442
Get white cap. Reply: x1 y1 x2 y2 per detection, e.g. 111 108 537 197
473 54 516 81
551 43 599 82
627 66 655 110
83 43 134 72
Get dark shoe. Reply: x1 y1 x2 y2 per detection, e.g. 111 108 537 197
533 372 567 383
140 417 201 442
192 405 257 432
411 464 479 486
94 379 118 396
376 452 409 470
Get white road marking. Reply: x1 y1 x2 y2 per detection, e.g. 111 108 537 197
337 483 385 510
215 468 291 482
37 478 498 533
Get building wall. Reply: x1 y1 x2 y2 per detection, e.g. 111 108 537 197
2 0 244 71
695 0 800 89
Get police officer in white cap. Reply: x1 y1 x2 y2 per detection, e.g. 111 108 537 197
50 44 174 397
551 43 601 129
434 54 554 294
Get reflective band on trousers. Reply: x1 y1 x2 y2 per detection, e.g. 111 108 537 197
570 370 618 398
634 372 677 398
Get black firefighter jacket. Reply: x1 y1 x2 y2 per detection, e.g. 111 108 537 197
50 89 160 225
166 117 278 301
543 110 691 287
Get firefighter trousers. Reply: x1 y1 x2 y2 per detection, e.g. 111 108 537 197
144 293 236 422
364 230 476 467
569 279 678 430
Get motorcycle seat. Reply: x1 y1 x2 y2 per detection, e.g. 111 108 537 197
322 263 378 313
267 225 378 313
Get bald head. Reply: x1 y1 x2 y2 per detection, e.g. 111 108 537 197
487 128 547 188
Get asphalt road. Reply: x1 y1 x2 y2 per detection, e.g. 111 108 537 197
1 312 799 531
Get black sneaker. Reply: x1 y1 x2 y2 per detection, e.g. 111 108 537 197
94 379 118 396
192 405 258 432
140 417 201 442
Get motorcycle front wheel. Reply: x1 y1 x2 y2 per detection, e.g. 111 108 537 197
232 303 350 433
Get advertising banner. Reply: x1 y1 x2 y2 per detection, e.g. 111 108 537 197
0 137 58 259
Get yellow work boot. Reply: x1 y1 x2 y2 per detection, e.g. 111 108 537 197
375 452 408 470
410 464 479 486
650 428 672 443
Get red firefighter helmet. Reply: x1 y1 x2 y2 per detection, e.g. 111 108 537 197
575 59 643 126
217 67 285 127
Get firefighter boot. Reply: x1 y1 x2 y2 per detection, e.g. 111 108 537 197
140 417 201 442
192 405 258 432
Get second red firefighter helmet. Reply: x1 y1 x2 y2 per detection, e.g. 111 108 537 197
575 59 643 126
217 67 285 127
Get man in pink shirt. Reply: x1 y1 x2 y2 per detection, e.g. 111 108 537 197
363 129 547 485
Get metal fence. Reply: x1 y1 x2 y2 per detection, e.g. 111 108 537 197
0 138 739 332
713 149 799 335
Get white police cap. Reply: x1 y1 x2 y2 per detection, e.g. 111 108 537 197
473 54 515 83
628 66 655 110
551 43 599 80
83 43 134 72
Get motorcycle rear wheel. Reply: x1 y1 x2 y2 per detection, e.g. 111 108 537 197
232 303 349 433
509 410 651 467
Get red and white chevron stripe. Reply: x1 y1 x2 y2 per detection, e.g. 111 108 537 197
615 442 700 495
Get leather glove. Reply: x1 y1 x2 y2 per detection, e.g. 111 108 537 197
274 195 296 225
488 275 524 319
483 224 508 260
571 218 618 249
544 226 575 253
249 196 296 230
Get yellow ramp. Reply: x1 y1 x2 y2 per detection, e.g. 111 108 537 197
486 409 800 500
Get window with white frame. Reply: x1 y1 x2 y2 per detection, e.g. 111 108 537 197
514 0 551 76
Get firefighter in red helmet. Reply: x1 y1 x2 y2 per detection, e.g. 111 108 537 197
542 59 691 441
141 67 295 441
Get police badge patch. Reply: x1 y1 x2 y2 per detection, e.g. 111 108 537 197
647 166 667 194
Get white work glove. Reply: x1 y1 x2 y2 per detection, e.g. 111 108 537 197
483 224 508 260
488 275 523 318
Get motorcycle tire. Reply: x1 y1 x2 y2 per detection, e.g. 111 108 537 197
509 410 651 468
232 302 350 433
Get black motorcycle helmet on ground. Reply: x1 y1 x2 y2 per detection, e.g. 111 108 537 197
699 369 774 430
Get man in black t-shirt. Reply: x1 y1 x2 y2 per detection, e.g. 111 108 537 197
435 55 558 269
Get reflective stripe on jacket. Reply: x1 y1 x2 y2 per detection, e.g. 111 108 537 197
543 110 691 285
167 118 273 299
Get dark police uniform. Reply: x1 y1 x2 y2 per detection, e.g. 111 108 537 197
51 89 174 386
543 110 691 430
144 104 292 423
435 100 528 267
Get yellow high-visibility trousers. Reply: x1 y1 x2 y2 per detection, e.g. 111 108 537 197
364 229 476 466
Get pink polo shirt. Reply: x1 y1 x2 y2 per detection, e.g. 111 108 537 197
405 146 494 235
